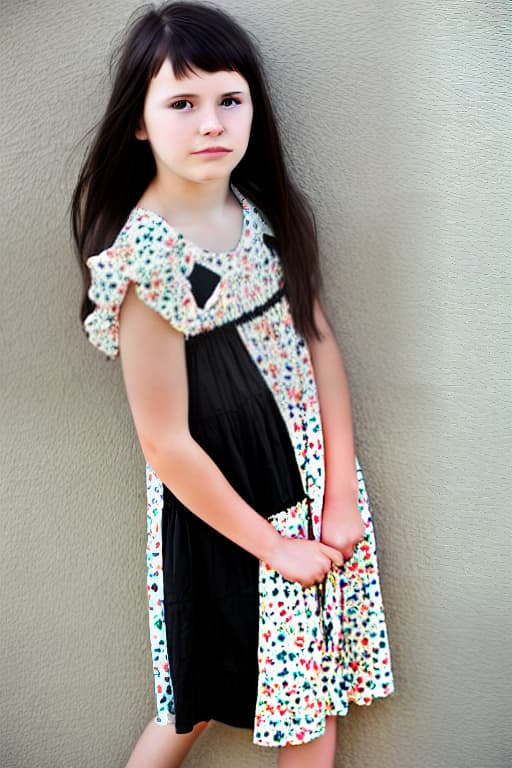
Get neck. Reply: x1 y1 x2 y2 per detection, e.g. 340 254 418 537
141 174 233 220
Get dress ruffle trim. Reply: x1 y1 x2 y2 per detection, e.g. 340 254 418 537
84 244 135 359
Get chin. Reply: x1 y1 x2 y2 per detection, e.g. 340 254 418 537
192 158 242 183
196 171 233 184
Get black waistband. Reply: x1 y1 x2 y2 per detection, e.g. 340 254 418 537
187 286 286 342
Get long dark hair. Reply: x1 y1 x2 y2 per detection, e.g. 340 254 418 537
71 0 322 340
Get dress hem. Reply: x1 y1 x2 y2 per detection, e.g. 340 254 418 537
252 682 396 748
152 682 395 747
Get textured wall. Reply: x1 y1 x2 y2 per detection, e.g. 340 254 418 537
1 1 510 766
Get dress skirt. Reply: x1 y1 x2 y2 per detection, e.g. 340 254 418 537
145 292 395 747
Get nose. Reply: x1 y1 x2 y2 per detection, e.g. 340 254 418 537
199 107 224 136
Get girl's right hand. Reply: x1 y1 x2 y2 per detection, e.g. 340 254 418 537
267 536 344 587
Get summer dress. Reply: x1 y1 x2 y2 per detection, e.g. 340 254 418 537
83 184 395 747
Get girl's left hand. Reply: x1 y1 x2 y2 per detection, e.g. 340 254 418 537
320 494 365 564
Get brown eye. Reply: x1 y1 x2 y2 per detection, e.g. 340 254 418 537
170 100 192 110
221 97 240 107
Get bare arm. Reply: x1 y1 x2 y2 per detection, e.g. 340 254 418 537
308 298 359 499
308 298 364 556
118 284 342 584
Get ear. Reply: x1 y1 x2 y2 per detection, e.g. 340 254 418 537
135 117 148 141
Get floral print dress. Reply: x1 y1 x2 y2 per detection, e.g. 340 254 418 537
83 185 395 747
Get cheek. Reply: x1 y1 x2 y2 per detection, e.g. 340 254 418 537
168 120 192 147
231 110 253 141
147 113 191 149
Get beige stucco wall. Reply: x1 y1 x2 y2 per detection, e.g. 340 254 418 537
2 1 510 766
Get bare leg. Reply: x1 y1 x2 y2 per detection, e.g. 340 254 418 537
277 716 337 768
124 718 210 768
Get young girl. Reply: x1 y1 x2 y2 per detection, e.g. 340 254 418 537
71 2 394 766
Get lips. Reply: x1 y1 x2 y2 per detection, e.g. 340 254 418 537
192 147 232 154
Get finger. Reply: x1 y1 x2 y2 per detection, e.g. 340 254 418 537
320 543 343 566
319 543 342 559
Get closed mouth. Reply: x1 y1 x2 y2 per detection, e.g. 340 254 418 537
192 147 232 154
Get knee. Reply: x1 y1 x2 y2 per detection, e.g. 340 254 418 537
192 719 210 734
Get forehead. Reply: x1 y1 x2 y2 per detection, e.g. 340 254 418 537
147 60 249 97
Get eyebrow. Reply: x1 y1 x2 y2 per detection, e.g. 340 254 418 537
168 90 245 99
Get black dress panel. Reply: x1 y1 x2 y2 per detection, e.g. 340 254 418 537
160 316 307 732
185 316 306 518
161 488 260 730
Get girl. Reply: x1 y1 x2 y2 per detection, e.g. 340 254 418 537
71 2 395 766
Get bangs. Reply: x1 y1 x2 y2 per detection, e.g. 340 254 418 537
148 17 252 82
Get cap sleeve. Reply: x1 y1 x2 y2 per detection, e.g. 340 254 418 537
84 242 136 359
83 220 197 359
